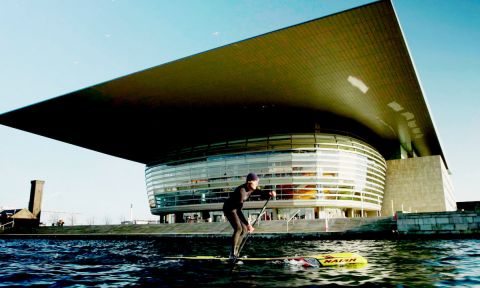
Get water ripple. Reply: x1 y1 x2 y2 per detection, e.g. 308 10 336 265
0 239 478 287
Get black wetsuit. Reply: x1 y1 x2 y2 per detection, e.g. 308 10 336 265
223 183 270 257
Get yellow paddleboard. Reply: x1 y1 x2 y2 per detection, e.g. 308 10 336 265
164 252 367 267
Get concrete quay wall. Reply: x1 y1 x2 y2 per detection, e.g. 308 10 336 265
397 211 480 236
0 218 396 240
2 213 479 239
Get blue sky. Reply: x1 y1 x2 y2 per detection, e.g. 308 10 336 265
1 0 479 225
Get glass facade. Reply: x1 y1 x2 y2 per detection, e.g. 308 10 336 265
146 133 386 219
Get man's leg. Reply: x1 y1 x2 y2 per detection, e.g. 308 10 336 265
234 223 248 257
224 209 243 257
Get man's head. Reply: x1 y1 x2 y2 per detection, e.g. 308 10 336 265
246 173 259 190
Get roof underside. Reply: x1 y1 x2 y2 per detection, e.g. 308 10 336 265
0 1 445 166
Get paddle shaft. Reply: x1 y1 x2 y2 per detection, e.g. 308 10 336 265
234 197 271 261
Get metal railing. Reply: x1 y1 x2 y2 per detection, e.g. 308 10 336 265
286 210 300 232
253 210 268 227
0 221 14 231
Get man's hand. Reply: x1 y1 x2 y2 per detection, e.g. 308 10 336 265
247 224 255 233
269 191 277 197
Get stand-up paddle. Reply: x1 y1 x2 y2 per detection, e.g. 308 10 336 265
231 197 271 265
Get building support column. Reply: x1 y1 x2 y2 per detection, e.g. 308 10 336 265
174 212 184 223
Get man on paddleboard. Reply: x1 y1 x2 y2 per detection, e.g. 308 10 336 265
223 173 276 259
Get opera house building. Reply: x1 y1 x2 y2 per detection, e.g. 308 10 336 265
0 1 456 223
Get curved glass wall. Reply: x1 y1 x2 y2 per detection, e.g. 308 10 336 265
146 133 386 216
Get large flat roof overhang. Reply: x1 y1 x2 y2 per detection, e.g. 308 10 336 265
0 1 446 167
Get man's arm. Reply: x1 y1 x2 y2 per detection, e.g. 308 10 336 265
238 209 249 226
251 188 271 200
260 189 271 200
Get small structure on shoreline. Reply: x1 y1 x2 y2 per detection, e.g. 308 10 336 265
0 180 44 231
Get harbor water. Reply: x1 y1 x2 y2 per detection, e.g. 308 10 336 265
0 238 479 287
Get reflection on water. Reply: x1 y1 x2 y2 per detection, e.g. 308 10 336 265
0 238 479 287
